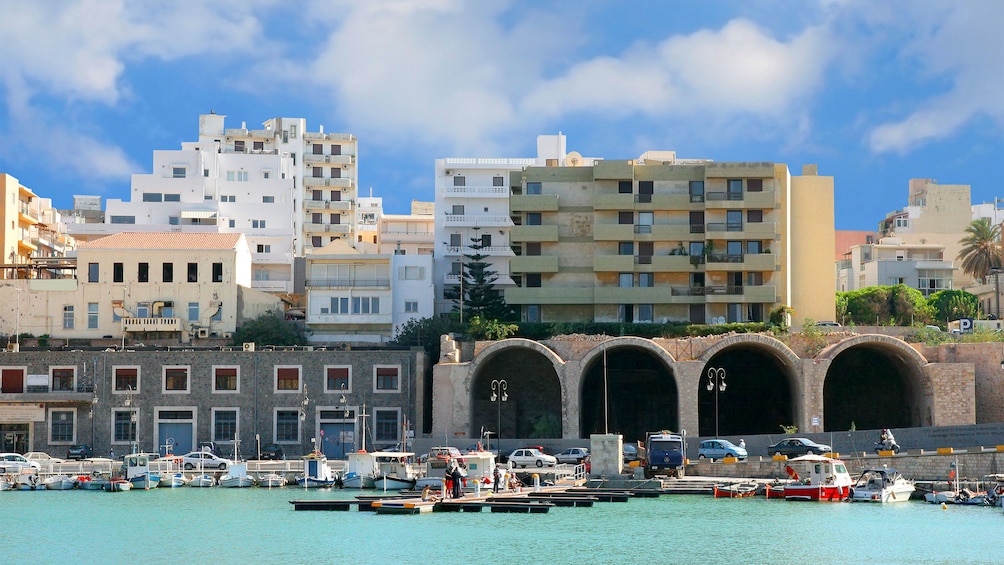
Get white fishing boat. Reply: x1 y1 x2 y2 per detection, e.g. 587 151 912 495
415 447 462 489
43 474 76 490
15 469 43 490
341 451 378 489
122 453 161 490
782 454 853 502
219 463 255 488
373 452 420 490
416 449 497 492
0 474 16 491
189 474 216 487
296 452 338 488
162 472 190 488
77 470 111 491
849 467 916 503
105 477 132 492
257 473 286 488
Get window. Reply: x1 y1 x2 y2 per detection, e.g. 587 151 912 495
87 303 98 329
263 195 274 203
138 263 149 283
211 306 222 322
727 240 743 256
639 273 654 287
638 241 653 257
525 304 541 322
163 366 189 393
88 263 99 282
168 216 180 225
234 140 245 152
375 366 400 392
51 368 74 392
329 297 350 314
113 263 123 283
727 179 743 199
618 304 634 323
638 181 654 197
142 193 163 202
526 182 542 195
618 181 633 194
237 170 248 182
453 176 466 187
136 303 149 318
276 367 300 392
374 409 400 442
212 263 223 283
451 204 465 215
747 210 763 223
221 195 235 203
493 176 505 187
401 266 424 280
311 236 322 248
172 167 186 178
214 367 239 392
254 141 264 151
311 212 322 224
526 212 542 225
187 263 198 283
618 211 633 224
110 216 136 224
727 210 743 231
638 304 654 323
325 367 350 392
330 213 341 224
50 410 74 443
113 367 139 392
276 410 299 442
618 242 634 255
164 193 180 202
204 169 209 177
351 296 380 314
689 241 705 257
526 274 542 287
62 305 74 329
252 219 266 229
747 241 763 254
214 410 238 443
162 263 173 283
257 244 271 253
228 219 235 228
689 181 705 202
404 301 418 313
637 211 653 233
747 178 763 192
113 410 137 443
619 273 633 288
188 302 199 322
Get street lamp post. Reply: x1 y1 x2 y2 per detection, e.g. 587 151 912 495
706 367 727 438
991 267 1003 320
124 385 137 454
490 379 508 450
300 385 310 454
339 393 349 457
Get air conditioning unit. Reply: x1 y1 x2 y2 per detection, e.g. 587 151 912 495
196 328 209 339
223 332 233 339
342 164 349 169
303 346 314 352
445 170 452 175
243 342 256 352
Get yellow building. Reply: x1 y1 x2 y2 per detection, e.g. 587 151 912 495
505 155 835 327
1 173 76 280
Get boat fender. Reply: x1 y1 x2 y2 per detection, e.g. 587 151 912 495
996 485 1004 496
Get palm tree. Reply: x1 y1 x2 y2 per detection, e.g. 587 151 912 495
957 218 1002 282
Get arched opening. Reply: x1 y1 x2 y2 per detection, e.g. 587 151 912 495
823 345 918 431
580 347 677 443
700 348 793 436
470 347 562 440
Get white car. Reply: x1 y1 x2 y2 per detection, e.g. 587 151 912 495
507 448 557 468
24 451 66 465
180 451 232 470
0 452 41 471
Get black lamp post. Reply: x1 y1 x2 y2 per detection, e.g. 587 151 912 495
706 367 727 438
491 379 508 449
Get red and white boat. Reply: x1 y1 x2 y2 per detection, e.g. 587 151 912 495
782 454 852 502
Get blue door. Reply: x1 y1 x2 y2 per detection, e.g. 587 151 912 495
320 423 353 459
159 422 193 456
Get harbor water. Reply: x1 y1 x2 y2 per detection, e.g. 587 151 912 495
1 487 1001 564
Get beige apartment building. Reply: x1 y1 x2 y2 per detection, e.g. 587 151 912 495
1 173 75 280
504 155 835 327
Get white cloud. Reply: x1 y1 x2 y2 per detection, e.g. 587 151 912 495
867 1 1004 153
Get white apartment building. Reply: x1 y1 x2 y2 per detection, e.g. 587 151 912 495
353 197 435 257
304 240 434 343
65 113 359 295
433 134 571 315
836 236 955 297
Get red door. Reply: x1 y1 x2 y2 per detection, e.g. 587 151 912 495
1 369 25 393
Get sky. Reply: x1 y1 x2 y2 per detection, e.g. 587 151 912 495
0 0 1001 231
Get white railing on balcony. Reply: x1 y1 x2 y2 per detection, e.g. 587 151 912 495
122 317 180 332
443 157 536 166
443 245 515 256
443 215 515 227
444 186 509 197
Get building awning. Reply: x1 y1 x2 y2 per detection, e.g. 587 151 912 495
181 210 218 219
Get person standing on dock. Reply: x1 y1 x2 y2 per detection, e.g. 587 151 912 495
444 461 454 499
450 463 464 499
493 464 502 493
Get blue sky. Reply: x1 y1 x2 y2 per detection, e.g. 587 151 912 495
0 0 1001 230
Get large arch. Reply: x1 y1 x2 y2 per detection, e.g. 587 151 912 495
467 339 565 440
698 335 801 436
578 338 677 443
819 335 931 431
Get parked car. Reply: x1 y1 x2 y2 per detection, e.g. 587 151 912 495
180 451 232 470
25 451 65 465
521 445 551 454
259 444 284 460
815 321 841 327
697 439 747 461
66 444 93 460
0 452 41 471
766 437 832 458
555 447 590 464
507 448 557 468
622 443 640 464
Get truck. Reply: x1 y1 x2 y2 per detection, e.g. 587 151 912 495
644 431 686 478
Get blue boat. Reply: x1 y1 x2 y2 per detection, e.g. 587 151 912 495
122 453 161 490
296 452 338 488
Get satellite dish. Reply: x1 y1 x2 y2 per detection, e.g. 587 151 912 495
566 151 582 167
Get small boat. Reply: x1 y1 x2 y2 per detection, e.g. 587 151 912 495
122 453 161 490
0 474 16 491
105 477 132 492
373 451 420 490
15 469 43 490
713 482 758 498
782 454 853 502
415 449 497 492
297 452 339 488
849 468 915 503
219 463 255 488
43 474 76 490
162 472 190 488
78 471 111 491
257 473 286 488
189 474 216 488
340 451 378 489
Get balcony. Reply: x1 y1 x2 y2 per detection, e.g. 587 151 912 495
251 279 293 293
705 221 776 238
306 277 391 288
304 153 355 165
593 224 636 241
122 317 181 332
670 285 777 302
510 194 559 212
444 186 509 198
304 176 355 188
510 225 559 242
442 245 515 257
304 199 353 212
443 215 515 228
305 223 352 234
593 255 637 272
594 287 675 304
704 189 776 209
504 286 595 304
509 256 559 273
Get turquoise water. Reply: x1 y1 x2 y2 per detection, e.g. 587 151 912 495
0 487 1000 564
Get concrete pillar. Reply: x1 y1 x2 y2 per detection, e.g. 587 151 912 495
589 433 623 475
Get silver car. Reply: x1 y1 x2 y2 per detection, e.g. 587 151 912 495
507 448 557 468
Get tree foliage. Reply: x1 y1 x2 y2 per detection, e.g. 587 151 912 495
927 289 980 323
389 316 466 359
838 284 933 326
466 316 519 341
231 311 308 346
457 232 514 321
957 218 1002 283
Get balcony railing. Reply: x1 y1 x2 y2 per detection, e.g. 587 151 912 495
670 286 744 296
122 317 181 332
306 278 391 288
444 186 509 197
443 215 514 227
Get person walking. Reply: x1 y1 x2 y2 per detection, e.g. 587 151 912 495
492 464 502 494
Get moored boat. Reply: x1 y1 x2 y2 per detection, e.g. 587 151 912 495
122 453 161 490
219 463 255 488
415 448 497 492
849 468 915 503
189 474 216 487
782 454 852 502
257 473 286 488
162 472 190 488
340 451 377 489
296 451 339 488
713 482 758 498
105 477 132 492
15 469 43 490
43 474 76 490
373 451 420 490
78 471 111 491
0 474 15 491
